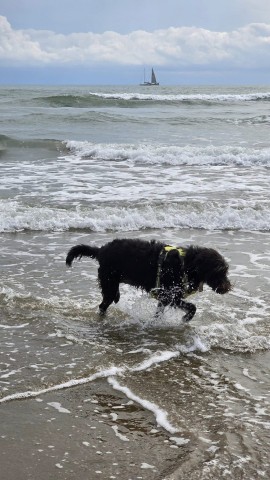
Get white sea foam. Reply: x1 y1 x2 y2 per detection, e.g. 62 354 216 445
0 369 21 379
169 436 190 446
132 351 179 371
0 349 180 434
0 348 181 403
111 425 129 442
141 463 155 469
1 139 270 233
47 402 71 414
0 366 124 404
89 91 270 103
195 322 270 353
243 369 257 381
0 322 29 329
0 347 188 434
65 141 270 167
108 377 178 434
177 335 209 354
1 199 270 232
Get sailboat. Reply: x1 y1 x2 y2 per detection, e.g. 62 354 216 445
140 68 159 86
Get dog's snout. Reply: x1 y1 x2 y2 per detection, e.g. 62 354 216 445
215 280 232 294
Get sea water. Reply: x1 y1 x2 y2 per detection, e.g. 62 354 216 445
0 85 270 479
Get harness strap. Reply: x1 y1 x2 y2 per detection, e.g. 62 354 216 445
155 248 167 291
151 245 186 298
164 245 186 257
151 245 203 299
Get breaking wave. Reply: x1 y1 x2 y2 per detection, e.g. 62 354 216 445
88 91 270 103
65 141 270 167
1 200 269 233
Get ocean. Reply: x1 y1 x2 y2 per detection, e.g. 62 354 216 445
0 85 270 479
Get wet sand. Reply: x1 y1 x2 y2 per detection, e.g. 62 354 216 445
1 380 194 480
2 351 269 480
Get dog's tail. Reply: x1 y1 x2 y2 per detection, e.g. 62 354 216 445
66 244 100 267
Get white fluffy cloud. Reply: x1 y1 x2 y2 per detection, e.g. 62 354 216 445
1 15 270 70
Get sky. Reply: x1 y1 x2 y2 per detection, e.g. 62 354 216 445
1 0 270 85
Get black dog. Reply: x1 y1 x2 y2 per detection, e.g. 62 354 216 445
66 238 231 321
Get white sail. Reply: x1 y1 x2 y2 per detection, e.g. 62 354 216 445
151 68 157 84
140 67 159 86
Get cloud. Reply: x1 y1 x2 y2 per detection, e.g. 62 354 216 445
1 15 270 71
0 16 53 64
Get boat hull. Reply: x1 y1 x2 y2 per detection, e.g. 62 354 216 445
140 82 159 86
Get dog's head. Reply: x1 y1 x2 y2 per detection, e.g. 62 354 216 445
188 247 232 294
208 269 232 294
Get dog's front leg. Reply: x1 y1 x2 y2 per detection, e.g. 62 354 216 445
154 289 170 318
160 288 196 322
177 299 196 322
155 301 165 318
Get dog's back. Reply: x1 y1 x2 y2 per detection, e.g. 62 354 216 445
66 238 163 291
98 238 163 291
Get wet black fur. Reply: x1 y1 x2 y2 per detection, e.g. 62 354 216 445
66 238 231 321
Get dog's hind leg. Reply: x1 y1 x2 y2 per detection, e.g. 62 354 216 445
99 298 113 315
114 289 120 304
98 269 120 315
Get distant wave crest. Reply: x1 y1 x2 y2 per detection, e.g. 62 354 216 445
35 91 270 108
88 91 270 104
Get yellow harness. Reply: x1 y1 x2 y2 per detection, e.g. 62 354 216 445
151 245 203 299
164 245 186 256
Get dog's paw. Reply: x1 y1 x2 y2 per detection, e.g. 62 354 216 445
182 313 193 322
99 304 107 316
182 303 196 322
